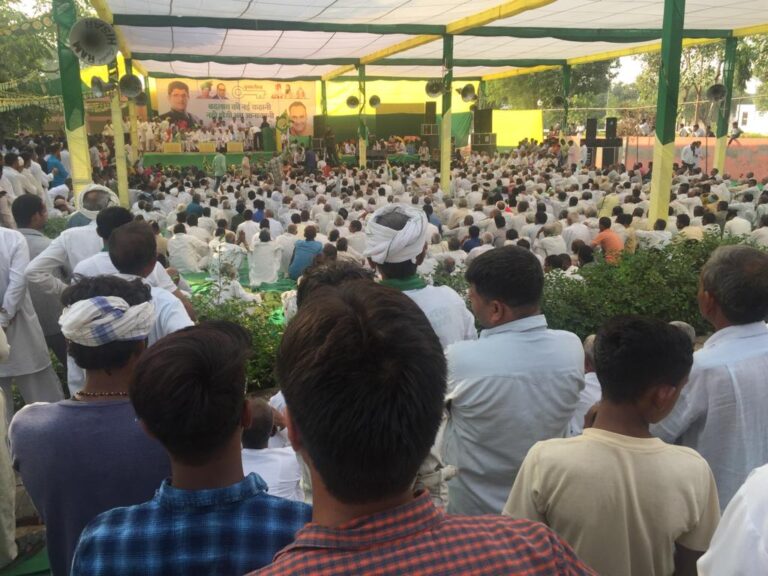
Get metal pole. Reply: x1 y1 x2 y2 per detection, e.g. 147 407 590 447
648 0 686 224
126 58 139 165
108 60 129 207
52 0 92 195
714 37 737 173
358 65 367 169
440 34 454 194
562 64 571 133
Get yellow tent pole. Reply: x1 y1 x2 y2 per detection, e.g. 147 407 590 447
108 61 130 207
126 59 139 166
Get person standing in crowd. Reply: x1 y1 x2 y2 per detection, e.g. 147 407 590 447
72 322 310 575
213 148 227 192
443 246 584 515
505 316 720 576
0 226 63 424
652 245 768 509
250 281 595 576
10 276 170 576
11 194 67 365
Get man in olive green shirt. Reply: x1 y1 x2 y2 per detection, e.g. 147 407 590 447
213 149 227 193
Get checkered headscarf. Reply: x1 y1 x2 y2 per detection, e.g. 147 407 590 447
59 296 155 347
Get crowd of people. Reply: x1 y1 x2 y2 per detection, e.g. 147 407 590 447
0 131 767 575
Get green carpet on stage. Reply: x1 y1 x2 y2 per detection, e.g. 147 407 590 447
143 152 421 170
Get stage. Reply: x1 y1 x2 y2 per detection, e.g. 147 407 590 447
141 152 423 169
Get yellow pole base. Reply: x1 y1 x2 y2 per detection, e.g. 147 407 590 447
111 94 130 208
648 137 675 224
440 109 452 194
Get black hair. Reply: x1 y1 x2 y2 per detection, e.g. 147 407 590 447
173 223 186 234
61 276 151 371
11 194 44 228
96 206 133 240
465 246 543 308
296 260 374 308
131 321 251 465
277 282 445 504
241 398 273 450
595 315 693 403
109 221 157 276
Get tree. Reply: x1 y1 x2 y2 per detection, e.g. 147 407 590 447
483 61 618 129
0 4 58 135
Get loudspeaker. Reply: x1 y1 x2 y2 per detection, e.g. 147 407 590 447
474 109 493 134
313 115 326 138
421 124 439 136
471 133 497 146
605 117 618 139
425 102 437 125
586 118 598 141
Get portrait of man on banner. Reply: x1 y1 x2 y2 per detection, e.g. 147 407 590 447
158 80 203 130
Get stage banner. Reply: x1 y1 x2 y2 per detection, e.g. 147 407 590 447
154 78 315 136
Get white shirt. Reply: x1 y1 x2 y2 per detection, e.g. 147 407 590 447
749 227 768 247
569 371 601 436
25 221 102 297
652 322 768 509
533 235 567 258
248 240 282 286
242 447 304 502
236 220 261 246
698 463 768 575
724 217 752 237
562 223 593 253
72 252 177 293
402 285 476 349
66 278 193 394
167 233 210 274
444 314 585 515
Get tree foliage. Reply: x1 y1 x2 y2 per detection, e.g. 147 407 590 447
0 3 58 136
483 61 618 129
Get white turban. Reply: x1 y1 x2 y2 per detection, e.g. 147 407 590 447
364 204 428 265
60 296 155 347
76 184 120 221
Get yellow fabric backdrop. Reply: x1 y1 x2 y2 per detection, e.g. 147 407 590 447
492 110 543 147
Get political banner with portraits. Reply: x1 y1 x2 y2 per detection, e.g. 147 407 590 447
154 78 315 136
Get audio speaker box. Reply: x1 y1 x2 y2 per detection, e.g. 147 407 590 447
474 109 493 134
586 118 598 141
605 117 618 139
424 102 437 125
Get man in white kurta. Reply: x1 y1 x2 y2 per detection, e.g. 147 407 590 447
697 463 768 575
652 245 768 509
443 246 584 515
168 228 210 273
249 231 282 287
0 228 63 424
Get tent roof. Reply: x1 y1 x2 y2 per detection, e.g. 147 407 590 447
93 0 768 81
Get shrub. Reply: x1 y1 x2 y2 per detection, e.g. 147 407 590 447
43 217 68 239
542 235 747 340
191 291 284 392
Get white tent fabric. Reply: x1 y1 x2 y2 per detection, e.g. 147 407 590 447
108 0 509 23
102 0 768 80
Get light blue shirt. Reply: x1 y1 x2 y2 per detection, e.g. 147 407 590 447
443 314 584 515
653 322 768 509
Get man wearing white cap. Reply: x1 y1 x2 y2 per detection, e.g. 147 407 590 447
365 204 476 349
25 185 119 298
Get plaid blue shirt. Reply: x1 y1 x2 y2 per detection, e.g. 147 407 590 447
71 473 311 575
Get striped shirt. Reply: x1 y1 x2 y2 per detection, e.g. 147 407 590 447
251 492 596 575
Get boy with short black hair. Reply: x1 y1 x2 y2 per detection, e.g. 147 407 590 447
505 315 720 576
71 321 311 575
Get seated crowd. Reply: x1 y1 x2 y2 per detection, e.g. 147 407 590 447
0 137 767 575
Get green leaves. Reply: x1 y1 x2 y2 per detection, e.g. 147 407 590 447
542 236 751 340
